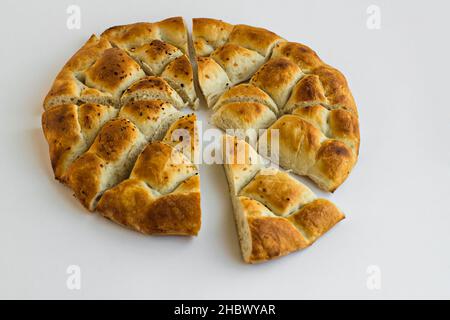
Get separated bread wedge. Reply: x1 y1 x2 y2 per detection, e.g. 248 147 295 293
221 134 345 263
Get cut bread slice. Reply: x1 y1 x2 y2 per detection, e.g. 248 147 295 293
221 134 345 263
96 115 201 236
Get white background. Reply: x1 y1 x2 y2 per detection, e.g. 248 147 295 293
0 0 449 299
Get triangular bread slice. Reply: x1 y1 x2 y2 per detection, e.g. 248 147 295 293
221 134 345 263
96 114 201 236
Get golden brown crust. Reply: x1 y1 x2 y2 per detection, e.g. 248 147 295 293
192 18 234 56
145 193 201 235
97 179 158 229
192 19 359 192
272 42 324 72
227 24 284 57
247 216 308 263
224 136 345 263
43 36 114 109
328 109 360 153
267 114 323 173
239 170 315 217
94 115 201 235
101 23 160 49
42 104 83 180
77 103 118 141
157 17 189 53
84 47 145 99
265 113 357 192
288 199 345 242
65 118 146 210
118 99 179 139
161 55 197 107
41 103 116 181
284 75 327 113
309 140 355 192
92 118 141 162
45 18 196 110
311 65 357 116
285 105 360 185
193 19 284 107
97 179 201 236
235 196 310 263
250 57 303 107
130 141 197 194
210 43 265 84
131 39 183 75
101 17 188 54
43 18 202 235
42 18 358 245
291 105 329 133
66 152 106 210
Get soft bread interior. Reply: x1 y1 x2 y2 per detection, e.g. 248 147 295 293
120 76 186 109
212 83 278 115
233 196 253 262
221 134 265 195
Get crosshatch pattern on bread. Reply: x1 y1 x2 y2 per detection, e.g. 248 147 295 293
42 17 357 260
221 135 345 263
193 18 359 192
42 17 201 236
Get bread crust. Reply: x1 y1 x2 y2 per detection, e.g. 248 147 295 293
212 102 276 132
250 57 303 107
97 176 201 235
41 103 117 181
265 110 357 192
95 116 201 235
43 36 115 109
44 17 197 110
193 18 359 191
192 18 234 56
222 135 345 263
65 118 147 210
42 17 357 245
101 17 188 54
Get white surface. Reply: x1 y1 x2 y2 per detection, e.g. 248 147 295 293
0 0 449 299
